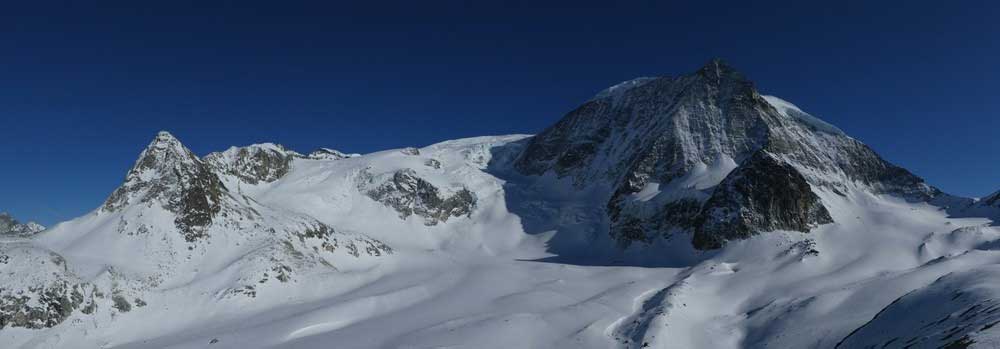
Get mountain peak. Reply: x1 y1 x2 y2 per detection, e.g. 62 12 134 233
145 130 189 155
156 130 176 139
0 212 45 236
516 59 938 249
137 131 198 168
103 131 226 225
696 58 743 81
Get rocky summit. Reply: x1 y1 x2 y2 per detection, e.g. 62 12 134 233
516 59 936 249
0 213 44 236
2 60 999 348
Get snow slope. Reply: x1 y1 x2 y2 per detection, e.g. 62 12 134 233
2 60 998 348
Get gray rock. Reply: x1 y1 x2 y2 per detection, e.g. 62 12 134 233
361 169 476 225
104 131 227 242
204 143 302 185
515 59 937 249
693 150 833 249
307 148 356 160
0 282 97 329
0 213 44 236
0 247 100 330
111 294 132 312
424 158 442 169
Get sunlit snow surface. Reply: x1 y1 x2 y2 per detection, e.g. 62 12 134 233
3 134 999 349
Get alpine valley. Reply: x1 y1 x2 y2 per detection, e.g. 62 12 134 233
3 60 999 348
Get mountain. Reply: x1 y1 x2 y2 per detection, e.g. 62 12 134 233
2 132 390 337
515 59 936 250
1 60 998 348
0 213 44 236
203 142 304 185
981 191 1000 209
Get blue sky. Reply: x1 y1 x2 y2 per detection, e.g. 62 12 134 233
1 1 997 225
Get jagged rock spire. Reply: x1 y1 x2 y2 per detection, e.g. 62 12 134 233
103 131 227 242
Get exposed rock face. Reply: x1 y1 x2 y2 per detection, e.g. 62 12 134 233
308 148 357 160
0 282 97 330
515 59 937 249
693 150 833 249
0 213 44 236
424 158 442 169
291 223 392 258
204 143 302 185
44 131 394 310
361 169 476 225
0 246 99 330
103 131 227 242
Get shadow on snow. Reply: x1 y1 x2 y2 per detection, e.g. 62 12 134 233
484 138 716 268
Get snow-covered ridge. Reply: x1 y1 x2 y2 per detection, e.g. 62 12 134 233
0 212 45 236
592 77 658 100
3 60 998 349
308 147 359 160
517 58 938 250
762 95 846 136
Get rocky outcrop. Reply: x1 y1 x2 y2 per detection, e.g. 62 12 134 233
692 151 833 249
360 169 476 225
0 213 44 236
0 246 99 330
308 148 357 160
204 143 302 185
0 282 98 330
515 59 936 249
103 131 227 242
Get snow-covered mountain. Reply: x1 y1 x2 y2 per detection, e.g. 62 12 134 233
2 60 999 348
979 191 1000 211
0 213 44 236
515 59 937 250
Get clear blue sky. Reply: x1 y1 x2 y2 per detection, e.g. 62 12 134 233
1 1 997 225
